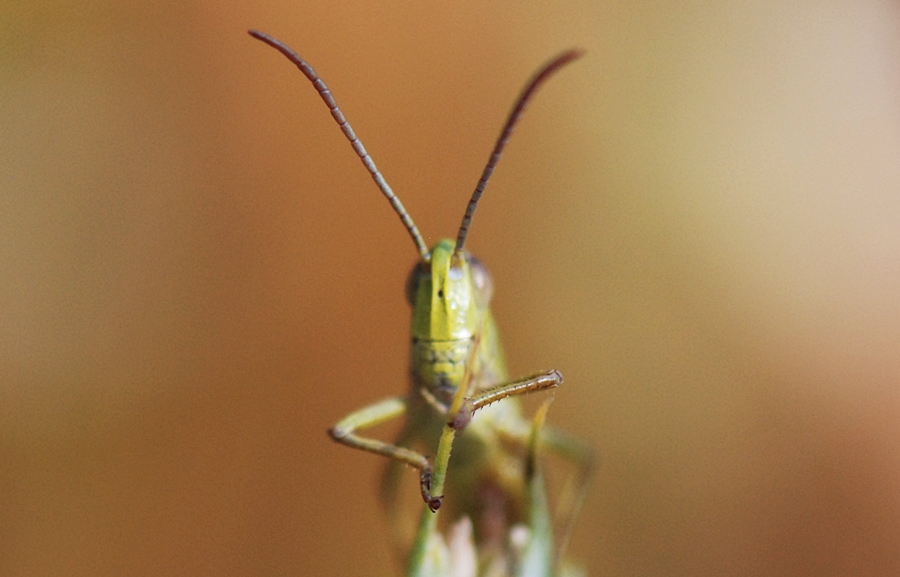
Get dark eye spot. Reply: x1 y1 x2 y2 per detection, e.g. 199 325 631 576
437 289 444 298
405 262 429 306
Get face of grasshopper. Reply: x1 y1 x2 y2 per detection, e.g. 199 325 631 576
406 238 494 403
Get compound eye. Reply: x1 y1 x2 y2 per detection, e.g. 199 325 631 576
468 255 494 307
405 262 429 306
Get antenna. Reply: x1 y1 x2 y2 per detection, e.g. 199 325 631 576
454 49 584 254
249 30 432 261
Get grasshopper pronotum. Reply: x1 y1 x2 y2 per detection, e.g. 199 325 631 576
250 30 594 577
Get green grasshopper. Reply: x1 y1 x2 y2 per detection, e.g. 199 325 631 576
249 30 594 577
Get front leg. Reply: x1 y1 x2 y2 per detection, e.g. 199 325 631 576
328 397 440 508
450 370 564 430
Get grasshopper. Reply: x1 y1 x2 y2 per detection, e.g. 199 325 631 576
249 30 594 577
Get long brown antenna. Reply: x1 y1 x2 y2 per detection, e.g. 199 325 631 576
455 49 584 254
249 30 431 261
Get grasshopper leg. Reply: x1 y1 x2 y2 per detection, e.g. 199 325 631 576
539 425 595 566
486 383 594 570
451 370 563 430
420 370 564 516
329 397 436 495
329 398 443 511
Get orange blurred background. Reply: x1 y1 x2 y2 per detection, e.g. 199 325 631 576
2 1 900 576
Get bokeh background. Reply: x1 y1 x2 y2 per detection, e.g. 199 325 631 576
3 1 900 576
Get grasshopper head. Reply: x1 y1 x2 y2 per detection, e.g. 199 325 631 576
406 239 494 400
250 32 580 408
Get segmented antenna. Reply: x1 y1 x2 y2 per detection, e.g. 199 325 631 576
455 49 584 254
249 30 431 262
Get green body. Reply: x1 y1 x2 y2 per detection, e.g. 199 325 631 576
333 240 588 577
404 239 540 572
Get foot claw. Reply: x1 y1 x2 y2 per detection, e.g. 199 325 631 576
419 467 443 512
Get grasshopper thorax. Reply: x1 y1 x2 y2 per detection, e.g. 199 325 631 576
406 239 494 402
